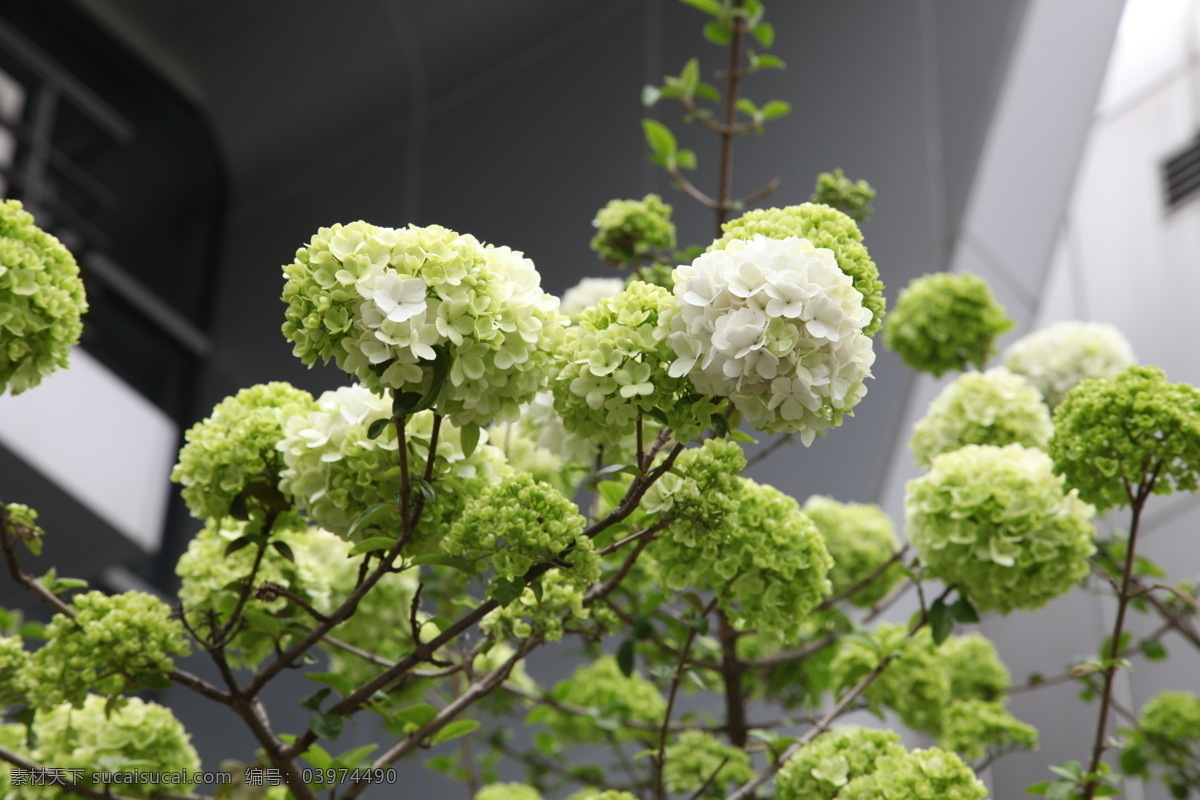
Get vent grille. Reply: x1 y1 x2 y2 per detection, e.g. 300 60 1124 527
1164 135 1200 209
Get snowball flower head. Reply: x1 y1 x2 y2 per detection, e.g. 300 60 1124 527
910 367 1052 468
281 222 565 426
885 271 1012 376
1004 321 1135 408
590 193 676 266
0 199 88 395
711 203 884 335
775 727 905 800
559 276 626 317
1049 365 1200 512
906 443 1096 613
801 495 904 607
669 235 875 442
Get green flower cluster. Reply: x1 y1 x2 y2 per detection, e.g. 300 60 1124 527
1121 690 1200 792
906 444 1096 613
801 495 903 607
884 273 1012 376
775 727 905 800
663 730 755 796
282 222 565 426
176 519 346 664
651 444 832 638
1049 366 1200 512
541 656 665 743
565 792 639 800
26 591 189 709
19 695 200 800
830 627 1017 739
445 474 598 597
476 784 543 800
0 635 28 706
837 748 988 800
1003 321 1135 408
481 570 595 643
910 368 1052 468
560 276 627 318
552 281 714 444
710 203 884 336
172 382 317 522
0 199 87 395
2 502 43 554
590 194 676 266
278 385 510 540
811 169 876 224
939 699 1038 761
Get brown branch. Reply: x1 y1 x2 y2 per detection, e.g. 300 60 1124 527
656 597 720 800
716 608 750 748
814 546 909 613
715 0 748 234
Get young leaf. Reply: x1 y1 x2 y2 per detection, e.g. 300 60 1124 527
679 58 700 96
311 712 345 740
703 20 733 45
347 503 392 541
1138 638 1167 661
271 539 296 563
306 672 356 697
752 22 775 48
761 100 791 121
617 639 636 677
430 719 480 745
224 537 253 557
679 0 720 14
952 595 980 624
348 536 397 557
301 687 333 712
490 577 526 607
735 98 758 119
642 119 677 158
710 412 729 437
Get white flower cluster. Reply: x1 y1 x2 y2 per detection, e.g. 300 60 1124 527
669 235 875 441
1003 321 1135 408
282 223 564 426
559 276 626 318
277 385 510 539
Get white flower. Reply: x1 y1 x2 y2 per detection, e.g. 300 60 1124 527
1003 321 1135 408
669 235 874 438
560 277 625 318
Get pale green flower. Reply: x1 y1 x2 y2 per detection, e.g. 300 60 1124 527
802 496 904 607
0 200 87 395
25 695 200 800
560 276 626 317
282 222 565 426
910 367 1052 468
1121 690 1200 791
811 169 876 223
590 194 676 266
906 444 1096 613
775 727 905 800
476 784 543 800
1049 365 1200 512
939 699 1038 761
1003 321 1135 408
25 591 190 710
540 656 665 744
663 730 755 797
838 748 988 800
885 272 1012 376
171 382 317 522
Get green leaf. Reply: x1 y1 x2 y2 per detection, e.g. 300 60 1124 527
751 52 785 70
301 687 332 712
271 539 296 563
642 119 677 158
951 595 980 624
633 616 656 641
414 478 437 504
224 537 253 557
490 577 526 607
1049 761 1083 781
761 100 791 121
752 22 775 47
1046 783 1075 800
695 82 721 102
348 536 397 556
679 0 720 14
394 704 439 729
460 424 481 459
617 639 636 677
333 744 378 769
676 149 697 171
303 743 333 771
679 58 700 95
244 608 282 636
391 392 424 415
347 503 392 541
731 429 757 444
703 20 733 45
929 598 954 645
307 672 356 697
1026 781 1053 796
736 98 758 118
367 417 391 440
679 592 706 614
311 712 344 740
430 719 480 745
589 463 639 488
529 578 544 604
1139 638 1167 661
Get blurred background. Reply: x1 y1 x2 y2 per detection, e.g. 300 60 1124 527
1 0 1197 797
